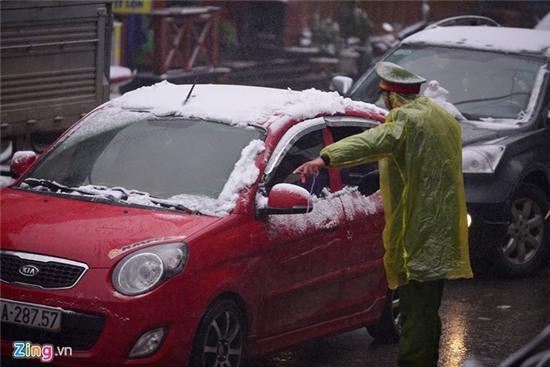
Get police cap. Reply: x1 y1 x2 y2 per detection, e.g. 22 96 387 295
376 61 426 94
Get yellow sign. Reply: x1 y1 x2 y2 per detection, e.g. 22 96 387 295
113 0 152 15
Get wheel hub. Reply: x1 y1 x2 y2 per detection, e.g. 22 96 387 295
513 216 529 238
504 198 544 265
216 340 229 361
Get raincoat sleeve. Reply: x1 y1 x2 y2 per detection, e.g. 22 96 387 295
320 119 404 168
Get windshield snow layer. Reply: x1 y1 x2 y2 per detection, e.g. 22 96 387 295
24 109 264 216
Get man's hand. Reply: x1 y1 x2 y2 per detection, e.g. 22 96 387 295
293 157 326 176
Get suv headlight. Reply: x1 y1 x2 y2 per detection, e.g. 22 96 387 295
462 145 505 174
112 242 188 296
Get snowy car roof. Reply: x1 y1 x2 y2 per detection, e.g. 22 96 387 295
402 26 550 57
110 82 386 132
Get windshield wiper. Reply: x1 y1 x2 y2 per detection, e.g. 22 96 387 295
148 197 199 215
461 112 479 121
21 178 199 214
22 179 133 205
22 178 81 194
86 186 199 214
454 91 529 106
97 187 198 214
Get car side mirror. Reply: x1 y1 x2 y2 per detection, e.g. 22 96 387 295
258 183 313 216
11 151 38 178
331 76 353 96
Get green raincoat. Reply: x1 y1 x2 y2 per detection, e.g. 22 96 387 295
321 96 473 289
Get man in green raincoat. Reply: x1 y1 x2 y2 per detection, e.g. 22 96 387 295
295 62 473 367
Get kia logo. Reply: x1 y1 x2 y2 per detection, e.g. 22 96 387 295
19 265 39 277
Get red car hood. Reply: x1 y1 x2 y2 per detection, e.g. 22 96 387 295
1 188 221 268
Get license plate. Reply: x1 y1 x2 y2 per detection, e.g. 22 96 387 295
1 299 62 331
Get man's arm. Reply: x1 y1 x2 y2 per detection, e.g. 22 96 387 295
294 120 404 176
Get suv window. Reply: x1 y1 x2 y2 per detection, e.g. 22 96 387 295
330 126 379 196
352 46 545 121
267 129 330 196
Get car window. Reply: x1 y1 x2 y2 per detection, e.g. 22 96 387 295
330 126 379 196
351 46 545 121
266 129 330 197
28 112 263 200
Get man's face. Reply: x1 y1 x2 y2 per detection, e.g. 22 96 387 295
381 90 392 110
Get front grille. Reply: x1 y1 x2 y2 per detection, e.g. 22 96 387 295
0 251 87 289
1 308 105 350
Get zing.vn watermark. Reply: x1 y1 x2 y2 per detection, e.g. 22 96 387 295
12 341 73 363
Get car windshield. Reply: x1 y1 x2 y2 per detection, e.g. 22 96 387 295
351 46 545 121
23 109 263 203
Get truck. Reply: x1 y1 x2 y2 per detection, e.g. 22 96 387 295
1 0 112 164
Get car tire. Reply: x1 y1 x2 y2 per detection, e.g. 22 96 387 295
366 289 400 344
492 184 549 277
190 299 247 367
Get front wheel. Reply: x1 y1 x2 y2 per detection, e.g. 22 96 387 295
494 184 549 277
190 299 247 367
366 289 400 344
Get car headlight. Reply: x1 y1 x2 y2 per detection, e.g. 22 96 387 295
112 242 188 296
462 145 505 173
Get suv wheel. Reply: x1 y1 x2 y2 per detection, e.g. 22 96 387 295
190 299 246 367
366 289 400 344
495 184 549 277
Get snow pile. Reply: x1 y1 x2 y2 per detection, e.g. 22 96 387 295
423 80 449 100
267 189 345 239
338 187 382 219
423 80 465 120
11 151 36 165
265 186 382 239
111 82 386 129
271 183 311 197
263 88 386 133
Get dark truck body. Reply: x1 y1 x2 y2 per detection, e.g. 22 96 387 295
1 1 111 153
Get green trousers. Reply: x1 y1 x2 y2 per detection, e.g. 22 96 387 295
397 279 445 367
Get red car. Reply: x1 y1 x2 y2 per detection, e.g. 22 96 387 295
1 84 396 367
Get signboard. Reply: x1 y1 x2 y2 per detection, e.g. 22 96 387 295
113 0 153 14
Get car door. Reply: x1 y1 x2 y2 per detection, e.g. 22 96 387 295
253 119 350 337
324 118 387 316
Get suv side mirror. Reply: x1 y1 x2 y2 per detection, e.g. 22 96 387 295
331 76 353 96
11 151 38 178
258 183 313 216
